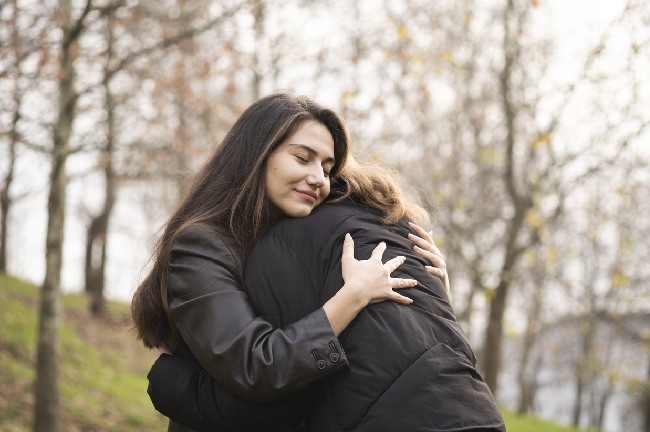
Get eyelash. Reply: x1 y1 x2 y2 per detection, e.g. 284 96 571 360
295 155 331 177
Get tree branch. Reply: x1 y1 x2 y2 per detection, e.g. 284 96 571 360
63 0 94 50
106 1 247 79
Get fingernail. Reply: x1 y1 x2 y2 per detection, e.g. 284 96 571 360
414 245 420 251
345 233 351 240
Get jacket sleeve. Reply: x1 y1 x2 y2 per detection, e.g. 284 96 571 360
168 225 348 402
148 354 309 432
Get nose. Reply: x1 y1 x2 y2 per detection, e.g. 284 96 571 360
306 166 326 188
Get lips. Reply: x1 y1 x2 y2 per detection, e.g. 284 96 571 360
295 189 318 202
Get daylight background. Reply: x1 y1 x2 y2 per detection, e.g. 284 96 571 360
1 0 649 431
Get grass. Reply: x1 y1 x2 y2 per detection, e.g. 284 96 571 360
503 410 595 432
0 273 594 432
0 273 167 431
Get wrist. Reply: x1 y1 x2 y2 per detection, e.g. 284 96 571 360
337 281 368 310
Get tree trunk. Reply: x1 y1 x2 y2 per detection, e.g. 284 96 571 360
482 227 522 394
251 0 264 100
0 118 15 272
1 0 21 273
84 214 109 314
593 387 610 432
34 73 69 432
481 0 532 395
83 217 99 293
516 322 536 415
572 370 584 428
516 251 545 414
84 11 116 316
571 317 594 428
641 350 650 432
34 0 83 429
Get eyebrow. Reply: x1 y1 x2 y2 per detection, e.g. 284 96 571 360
288 143 335 165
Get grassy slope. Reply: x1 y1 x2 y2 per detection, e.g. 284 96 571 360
0 273 167 431
0 273 593 432
502 411 594 432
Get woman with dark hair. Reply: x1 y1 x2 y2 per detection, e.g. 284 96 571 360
147 157 505 432
130 93 444 431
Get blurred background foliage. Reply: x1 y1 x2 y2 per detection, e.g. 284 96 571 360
1 0 649 431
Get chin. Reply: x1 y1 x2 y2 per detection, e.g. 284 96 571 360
285 206 314 218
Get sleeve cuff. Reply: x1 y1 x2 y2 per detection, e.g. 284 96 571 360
299 308 350 373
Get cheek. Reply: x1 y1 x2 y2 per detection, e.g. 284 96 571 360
320 184 331 200
265 164 280 199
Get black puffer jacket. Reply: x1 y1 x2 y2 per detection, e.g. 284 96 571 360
244 196 505 432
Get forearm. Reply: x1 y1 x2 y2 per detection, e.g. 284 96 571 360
174 303 349 402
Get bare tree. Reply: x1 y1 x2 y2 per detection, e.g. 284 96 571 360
80 0 249 314
1 0 25 272
545 157 650 429
0 75 18 272
644 355 650 432
408 0 650 396
34 1 93 429
83 6 118 315
514 245 554 415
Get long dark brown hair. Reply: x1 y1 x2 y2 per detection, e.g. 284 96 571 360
131 93 349 349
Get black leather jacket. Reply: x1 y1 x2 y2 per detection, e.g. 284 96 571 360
159 224 349 431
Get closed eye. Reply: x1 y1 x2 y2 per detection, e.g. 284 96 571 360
291 146 333 178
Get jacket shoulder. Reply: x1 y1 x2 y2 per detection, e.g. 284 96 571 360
171 223 243 288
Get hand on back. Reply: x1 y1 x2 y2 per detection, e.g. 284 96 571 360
340 233 416 306
408 222 450 295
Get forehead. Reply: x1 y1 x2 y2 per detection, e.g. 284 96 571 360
282 120 335 159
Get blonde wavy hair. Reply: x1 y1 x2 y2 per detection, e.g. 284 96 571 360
332 155 430 226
